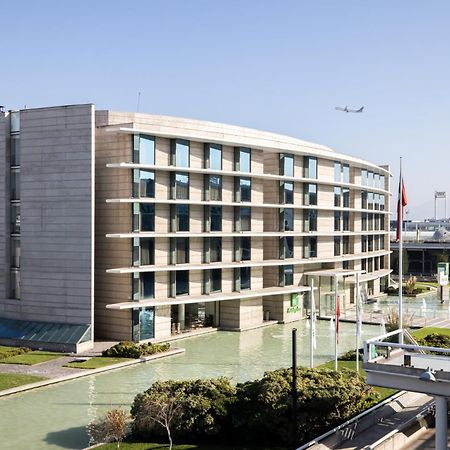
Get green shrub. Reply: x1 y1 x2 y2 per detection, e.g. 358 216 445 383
231 368 379 446
131 378 235 441
338 348 364 361
102 341 170 359
417 333 450 356
130 368 379 447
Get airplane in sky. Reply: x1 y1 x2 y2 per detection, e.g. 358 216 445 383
335 106 364 113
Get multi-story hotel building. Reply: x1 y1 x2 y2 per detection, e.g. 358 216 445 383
0 104 390 351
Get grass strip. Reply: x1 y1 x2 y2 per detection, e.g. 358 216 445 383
64 357 131 369
0 351 64 365
0 373 46 390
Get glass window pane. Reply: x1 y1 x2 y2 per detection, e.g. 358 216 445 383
284 182 294 204
175 173 189 199
241 237 251 261
284 236 294 258
240 207 251 231
176 270 189 295
343 164 350 183
140 204 155 231
10 269 20 299
10 204 20 234
209 145 222 170
10 112 20 133
240 267 251 290
342 188 350 208
334 237 341 256
175 140 190 167
140 238 154 265
240 178 251 202
210 237 222 262
10 238 20 268
304 157 317 179
140 272 154 299
334 211 341 231
334 187 341 207
210 206 222 232
139 135 155 165
176 238 189 264
10 136 20 166
211 268 222 292
304 183 317 206
334 162 341 182
239 148 251 172
281 154 294 177
283 208 294 231
209 175 222 201
176 205 189 231
284 265 294 286
11 170 20 200
139 307 155 340
361 169 367 186
139 170 155 197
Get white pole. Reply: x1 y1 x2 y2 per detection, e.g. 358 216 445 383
435 396 448 450
310 279 315 368
399 158 404 344
356 272 361 374
334 275 338 371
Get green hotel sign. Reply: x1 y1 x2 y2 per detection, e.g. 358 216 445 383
287 293 301 313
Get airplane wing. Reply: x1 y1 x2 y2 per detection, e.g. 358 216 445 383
335 107 346 112
355 106 364 113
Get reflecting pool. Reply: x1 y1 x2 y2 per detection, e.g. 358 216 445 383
0 320 380 450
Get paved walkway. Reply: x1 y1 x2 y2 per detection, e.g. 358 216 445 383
0 356 85 378
399 428 450 449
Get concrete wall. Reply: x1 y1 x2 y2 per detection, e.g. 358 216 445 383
0 105 95 335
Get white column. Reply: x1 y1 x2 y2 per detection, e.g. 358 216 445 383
435 396 448 450
178 304 185 330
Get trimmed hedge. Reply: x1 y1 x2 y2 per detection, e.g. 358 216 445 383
417 333 450 356
0 346 31 359
102 341 170 359
130 368 380 447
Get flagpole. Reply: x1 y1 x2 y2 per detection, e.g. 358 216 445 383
399 157 404 344
310 279 315 368
334 275 338 371
355 272 361 374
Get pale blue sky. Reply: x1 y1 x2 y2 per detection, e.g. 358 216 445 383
2 1 450 219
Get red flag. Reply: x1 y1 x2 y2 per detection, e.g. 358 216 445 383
336 295 341 343
396 178 408 242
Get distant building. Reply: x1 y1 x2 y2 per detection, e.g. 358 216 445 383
0 104 391 351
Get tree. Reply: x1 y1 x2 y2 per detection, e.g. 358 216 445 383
88 409 130 449
134 392 182 450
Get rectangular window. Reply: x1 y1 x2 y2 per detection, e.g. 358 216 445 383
368 213 374 231
368 171 374 188
362 235 367 252
374 173 380 189
176 270 189 295
137 135 155 165
140 238 155 265
135 170 155 198
210 206 222 232
303 209 317 232
280 264 294 286
205 143 222 170
361 212 367 231
10 237 20 268
303 237 317 258
281 181 294 204
334 162 341 182
334 211 341 231
10 269 20 299
281 236 294 259
361 169 367 186
281 208 294 231
240 266 251 290
334 187 341 207
368 236 374 252
10 204 20 234
176 237 189 264
140 272 155 299
304 156 318 179
361 191 368 209
171 139 190 167
210 237 222 262
380 175 385 191
342 211 350 231
176 205 189 231
240 207 251 231
10 111 20 133
207 175 222 201
240 177 251 202
380 194 385 211
367 192 374 210
138 307 155 340
342 236 350 254
10 135 20 166
342 164 350 183
210 268 222 292
303 183 317 205
334 237 341 256
140 204 155 231
173 172 189 199
10 169 20 201
280 153 294 177
241 236 251 261
361 259 367 272
235 147 251 172
342 188 350 208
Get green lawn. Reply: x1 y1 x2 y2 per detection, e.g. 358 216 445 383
0 345 30 359
411 327 450 340
64 356 131 369
98 442 283 450
416 281 439 289
0 373 46 390
0 351 64 365
318 360 397 400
